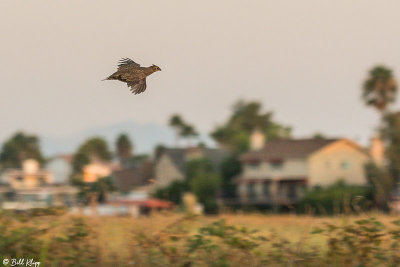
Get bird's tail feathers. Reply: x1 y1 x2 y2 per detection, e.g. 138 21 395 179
102 72 120 81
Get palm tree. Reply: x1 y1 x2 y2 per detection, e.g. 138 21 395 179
362 66 397 116
169 114 184 147
362 66 398 209
181 124 198 146
116 133 133 164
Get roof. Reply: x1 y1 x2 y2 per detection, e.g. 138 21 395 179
162 148 187 172
159 147 229 172
111 161 154 192
241 138 339 161
109 198 174 209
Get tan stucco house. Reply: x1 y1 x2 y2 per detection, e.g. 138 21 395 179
237 133 376 206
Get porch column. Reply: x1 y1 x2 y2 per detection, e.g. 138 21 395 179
255 180 264 202
238 180 248 204
270 179 279 210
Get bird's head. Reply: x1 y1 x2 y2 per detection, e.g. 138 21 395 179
150 64 162 72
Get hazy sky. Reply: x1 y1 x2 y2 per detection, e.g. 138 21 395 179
1 0 400 147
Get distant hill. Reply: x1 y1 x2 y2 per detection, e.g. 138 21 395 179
40 121 215 157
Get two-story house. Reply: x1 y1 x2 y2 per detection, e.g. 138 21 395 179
0 159 78 210
237 130 375 206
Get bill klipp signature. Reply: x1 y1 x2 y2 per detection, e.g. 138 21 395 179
2 259 40 267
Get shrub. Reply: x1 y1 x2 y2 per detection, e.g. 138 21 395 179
190 171 221 214
46 217 99 266
153 181 188 205
312 217 400 266
298 181 373 215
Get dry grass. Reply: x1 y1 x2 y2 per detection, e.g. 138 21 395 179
2 211 400 266
76 211 399 263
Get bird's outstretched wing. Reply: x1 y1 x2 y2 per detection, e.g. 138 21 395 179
118 58 140 70
128 79 147 94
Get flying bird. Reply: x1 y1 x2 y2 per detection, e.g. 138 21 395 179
103 58 161 94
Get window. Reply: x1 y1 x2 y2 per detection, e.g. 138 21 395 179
247 161 260 169
287 184 297 200
341 161 351 170
262 183 270 198
270 159 283 170
5 191 15 201
247 183 257 199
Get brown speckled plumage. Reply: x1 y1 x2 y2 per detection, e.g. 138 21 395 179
104 58 161 95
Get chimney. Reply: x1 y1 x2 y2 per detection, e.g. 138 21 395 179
370 135 384 166
250 129 265 151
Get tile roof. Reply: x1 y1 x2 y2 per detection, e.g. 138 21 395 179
111 161 154 192
241 138 339 161
162 148 187 172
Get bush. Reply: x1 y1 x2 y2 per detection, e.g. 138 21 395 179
185 158 214 184
153 181 188 205
220 155 241 198
132 215 400 266
2 210 400 266
298 181 373 215
190 171 221 214
0 211 99 266
312 217 400 266
365 162 396 210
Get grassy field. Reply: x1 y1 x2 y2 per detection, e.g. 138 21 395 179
1 211 400 266
91 212 399 263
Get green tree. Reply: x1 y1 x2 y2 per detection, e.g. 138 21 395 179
78 176 116 203
361 66 398 210
72 137 112 175
362 65 397 115
72 152 90 175
220 155 242 198
185 158 214 184
169 114 184 146
211 100 291 152
0 132 44 169
365 162 394 210
378 111 400 205
181 124 198 146
185 158 221 214
169 114 199 147
382 112 400 171
116 133 133 164
190 170 221 214
153 181 188 205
